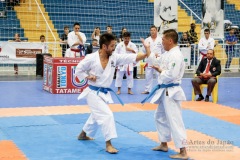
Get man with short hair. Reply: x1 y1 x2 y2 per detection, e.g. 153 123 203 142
75 33 151 154
85 39 99 55
141 29 188 159
225 28 238 72
141 25 165 94
198 29 215 61
114 32 138 95
191 49 221 102
65 22 86 57
60 25 70 57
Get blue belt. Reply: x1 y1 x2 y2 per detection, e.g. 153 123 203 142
141 83 179 104
88 85 124 106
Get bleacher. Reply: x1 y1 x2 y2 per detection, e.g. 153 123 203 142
0 1 27 41
42 0 154 43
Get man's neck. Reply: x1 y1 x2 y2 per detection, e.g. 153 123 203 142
99 49 109 59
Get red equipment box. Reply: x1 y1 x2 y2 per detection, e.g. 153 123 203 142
43 57 88 94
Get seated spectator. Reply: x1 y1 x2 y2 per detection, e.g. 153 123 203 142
91 27 101 44
85 39 99 55
191 49 221 102
179 32 191 47
187 23 198 44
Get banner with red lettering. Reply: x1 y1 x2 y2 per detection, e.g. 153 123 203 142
0 42 46 64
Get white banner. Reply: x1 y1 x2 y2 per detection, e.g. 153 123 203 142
180 47 191 67
154 0 178 36
201 0 224 38
0 42 46 64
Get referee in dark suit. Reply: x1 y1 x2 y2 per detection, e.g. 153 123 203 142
191 49 221 102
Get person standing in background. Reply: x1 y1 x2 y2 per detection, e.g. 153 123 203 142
114 32 138 95
91 27 101 44
224 27 238 72
141 25 165 94
60 25 70 57
65 22 86 58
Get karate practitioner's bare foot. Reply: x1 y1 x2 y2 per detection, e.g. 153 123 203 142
128 89 133 95
152 142 168 152
106 140 118 154
117 87 121 95
169 147 188 159
128 91 133 95
77 130 94 140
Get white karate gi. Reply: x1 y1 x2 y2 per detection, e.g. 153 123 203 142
142 36 165 92
150 46 187 149
198 37 215 61
114 41 138 89
75 51 137 141
65 31 87 57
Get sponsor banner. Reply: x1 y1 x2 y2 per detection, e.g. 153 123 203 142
201 0 224 38
180 47 191 67
154 0 178 36
0 42 45 64
43 57 88 94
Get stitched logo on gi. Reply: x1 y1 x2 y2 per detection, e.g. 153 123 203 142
71 66 88 88
57 66 67 88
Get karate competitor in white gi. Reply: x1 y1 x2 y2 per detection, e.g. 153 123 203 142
114 32 138 95
141 29 188 159
75 33 151 154
198 28 215 61
65 22 87 58
141 25 165 94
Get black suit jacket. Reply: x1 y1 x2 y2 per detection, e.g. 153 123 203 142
196 57 221 77
85 44 93 55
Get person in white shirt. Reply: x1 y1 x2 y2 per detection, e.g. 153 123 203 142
141 29 188 159
65 22 87 58
198 29 215 61
91 27 101 44
40 35 48 53
114 32 138 95
75 33 151 154
141 25 165 94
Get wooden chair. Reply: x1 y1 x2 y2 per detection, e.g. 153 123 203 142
192 75 219 103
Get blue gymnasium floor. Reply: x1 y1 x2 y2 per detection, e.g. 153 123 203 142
0 77 240 160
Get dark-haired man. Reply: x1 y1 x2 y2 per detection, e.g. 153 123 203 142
192 49 221 102
114 32 138 95
65 22 86 57
75 33 151 154
142 29 188 159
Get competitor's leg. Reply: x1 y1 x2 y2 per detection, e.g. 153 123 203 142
162 94 188 159
84 92 118 153
152 96 170 152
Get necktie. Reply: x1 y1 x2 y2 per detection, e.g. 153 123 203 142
205 60 210 73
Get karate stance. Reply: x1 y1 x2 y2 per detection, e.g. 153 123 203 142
142 29 188 159
75 33 151 154
114 32 138 95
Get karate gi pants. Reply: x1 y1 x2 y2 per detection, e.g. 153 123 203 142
82 91 117 141
154 92 187 149
144 67 157 92
115 70 133 88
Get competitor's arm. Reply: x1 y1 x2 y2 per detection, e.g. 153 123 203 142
136 38 150 61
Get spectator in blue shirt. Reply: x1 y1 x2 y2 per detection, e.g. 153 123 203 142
225 28 238 71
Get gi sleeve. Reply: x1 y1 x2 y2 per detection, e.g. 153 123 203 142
75 55 93 80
